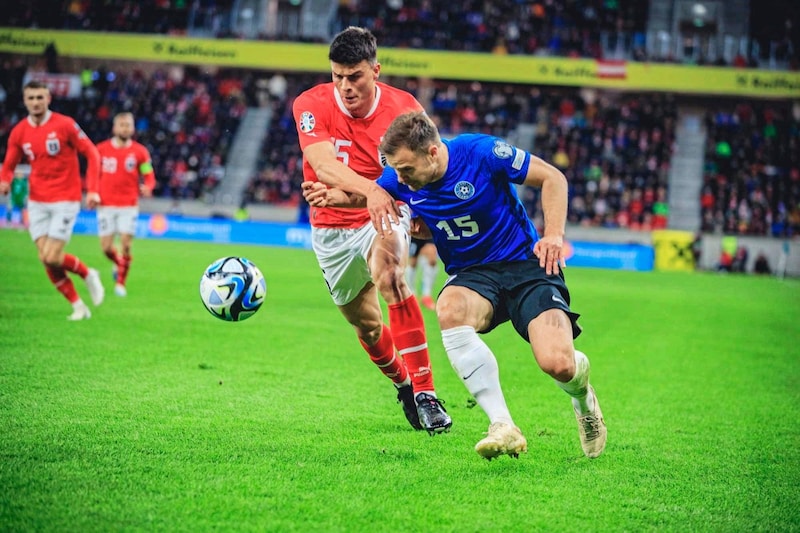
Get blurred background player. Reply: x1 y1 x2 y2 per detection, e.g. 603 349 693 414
5 168 29 228
0 80 105 320
293 26 451 434
96 112 155 297
406 237 439 311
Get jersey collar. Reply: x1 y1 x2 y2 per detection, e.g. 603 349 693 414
27 110 52 127
333 84 381 119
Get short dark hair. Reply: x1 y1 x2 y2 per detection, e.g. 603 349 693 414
329 26 377 66
379 112 440 157
23 80 49 91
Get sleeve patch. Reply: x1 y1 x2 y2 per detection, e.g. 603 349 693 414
492 140 513 159
512 148 526 170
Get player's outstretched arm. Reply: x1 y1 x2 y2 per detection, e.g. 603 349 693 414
0 134 23 195
302 181 366 209
75 125 102 209
302 141 400 236
526 155 568 276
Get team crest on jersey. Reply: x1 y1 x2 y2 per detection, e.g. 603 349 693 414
46 132 60 155
125 154 137 172
299 111 316 133
454 181 475 200
492 140 514 159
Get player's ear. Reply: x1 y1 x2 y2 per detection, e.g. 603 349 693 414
373 62 381 79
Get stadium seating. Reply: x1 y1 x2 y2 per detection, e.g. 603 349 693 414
700 101 800 237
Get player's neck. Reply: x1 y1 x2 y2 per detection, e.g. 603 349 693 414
436 142 449 179
28 110 50 126
112 137 132 148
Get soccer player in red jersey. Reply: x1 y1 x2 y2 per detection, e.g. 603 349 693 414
292 27 452 434
0 80 105 320
96 112 156 297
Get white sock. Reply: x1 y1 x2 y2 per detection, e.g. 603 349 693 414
421 259 438 297
393 376 412 389
441 326 513 425
405 265 417 294
555 350 595 415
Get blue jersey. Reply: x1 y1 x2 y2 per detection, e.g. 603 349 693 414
377 134 540 275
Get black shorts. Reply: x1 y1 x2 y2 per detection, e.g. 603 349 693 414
409 237 433 258
443 258 582 341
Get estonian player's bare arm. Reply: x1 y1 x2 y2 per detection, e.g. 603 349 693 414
526 155 568 275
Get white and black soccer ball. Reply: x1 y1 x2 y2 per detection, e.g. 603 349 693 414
199 256 266 322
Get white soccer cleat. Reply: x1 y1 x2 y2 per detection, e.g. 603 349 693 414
67 301 92 321
85 268 105 306
475 422 528 460
114 283 127 297
575 386 607 458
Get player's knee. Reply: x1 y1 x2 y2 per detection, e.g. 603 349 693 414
436 297 470 330
374 265 407 301
537 344 576 381
41 254 61 268
355 322 383 346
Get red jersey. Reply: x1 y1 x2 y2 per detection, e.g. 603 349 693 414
96 139 156 207
293 81 423 229
0 111 100 202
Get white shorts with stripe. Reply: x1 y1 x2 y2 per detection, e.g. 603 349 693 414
311 205 411 306
97 206 139 237
27 200 80 243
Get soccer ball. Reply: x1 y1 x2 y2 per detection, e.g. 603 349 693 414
199 256 266 322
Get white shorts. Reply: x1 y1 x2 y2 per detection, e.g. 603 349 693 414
27 200 80 243
97 206 139 237
312 205 411 306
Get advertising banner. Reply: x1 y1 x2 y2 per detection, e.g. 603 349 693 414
2 28 799 98
652 229 696 272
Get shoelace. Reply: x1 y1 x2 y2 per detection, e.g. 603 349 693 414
580 415 601 440
419 396 446 411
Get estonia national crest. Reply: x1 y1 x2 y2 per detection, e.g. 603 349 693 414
299 111 315 133
454 181 475 200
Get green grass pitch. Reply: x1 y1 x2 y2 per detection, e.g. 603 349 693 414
1 230 799 532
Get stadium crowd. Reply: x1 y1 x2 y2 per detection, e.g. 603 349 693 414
701 101 800 237
245 76 678 232
2 1 798 237
6 0 798 68
0 60 250 201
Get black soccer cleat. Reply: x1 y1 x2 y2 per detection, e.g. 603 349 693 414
415 393 453 436
397 384 423 430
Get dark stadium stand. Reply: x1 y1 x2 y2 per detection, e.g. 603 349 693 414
701 101 800 237
1 0 798 239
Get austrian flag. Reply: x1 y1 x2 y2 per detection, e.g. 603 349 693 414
596 60 627 79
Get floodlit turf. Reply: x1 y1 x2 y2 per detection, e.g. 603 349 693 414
1 230 799 532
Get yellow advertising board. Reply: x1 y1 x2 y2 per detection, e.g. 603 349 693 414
652 230 696 272
1 28 799 98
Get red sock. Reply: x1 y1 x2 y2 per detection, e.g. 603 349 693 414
62 253 89 278
105 247 120 265
388 295 435 393
45 265 79 303
360 324 409 385
117 254 132 285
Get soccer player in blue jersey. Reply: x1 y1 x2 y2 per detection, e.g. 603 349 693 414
302 111 607 460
